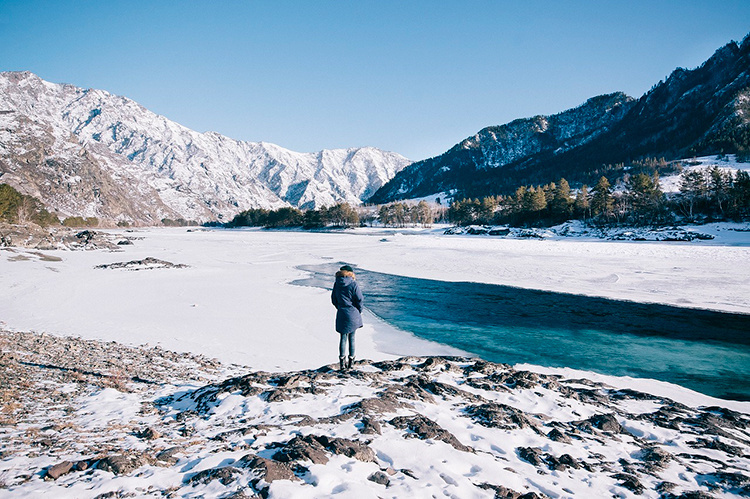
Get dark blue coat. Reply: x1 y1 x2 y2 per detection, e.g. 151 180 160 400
331 271 363 334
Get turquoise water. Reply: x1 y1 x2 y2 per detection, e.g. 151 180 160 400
296 263 750 400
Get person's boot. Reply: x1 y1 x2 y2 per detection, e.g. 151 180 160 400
339 356 347 371
347 356 355 370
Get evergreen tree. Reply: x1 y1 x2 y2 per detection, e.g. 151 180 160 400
378 204 394 226
574 184 590 221
591 176 613 220
0 183 59 227
479 197 498 224
526 187 547 214
678 169 708 219
414 200 433 227
550 178 572 221
327 203 359 227
732 170 750 216
0 183 22 223
627 172 664 224
392 202 407 227
265 207 302 227
542 182 556 207
708 166 732 215
511 185 528 214
303 209 325 228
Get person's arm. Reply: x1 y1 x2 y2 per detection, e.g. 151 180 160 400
353 282 364 313
331 287 339 309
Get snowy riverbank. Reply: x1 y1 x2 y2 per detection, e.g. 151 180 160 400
1 330 748 498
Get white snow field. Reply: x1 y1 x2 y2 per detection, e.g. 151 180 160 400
1 225 749 369
2 227 750 498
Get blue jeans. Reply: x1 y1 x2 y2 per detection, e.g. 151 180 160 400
339 332 355 358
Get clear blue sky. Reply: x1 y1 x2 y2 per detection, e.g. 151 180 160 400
1 1 748 161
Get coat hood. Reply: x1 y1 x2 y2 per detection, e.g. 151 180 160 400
335 270 356 280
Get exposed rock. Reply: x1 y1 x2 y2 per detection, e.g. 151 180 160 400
613 472 645 494
95 257 188 270
137 427 161 440
640 446 673 472
155 447 183 465
662 492 717 499
547 428 572 443
476 482 549 498
348 395 408 414
466 402 542 432
389 414 472 452
517 447 584 472
271 434 329 465
45 460 73 480
585 413 623 433
657 481 678 494
546 453 582 471
315 435 376 462
367 471 390 486
696 471 750 495
187 466 242 486
237 454 297 483
0 222 120 250
359 416 382 435
3 337 749 499
517 447 545 467
95 454 146 475
688 437 746 457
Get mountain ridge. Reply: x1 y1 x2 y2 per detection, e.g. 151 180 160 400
0 71 410 224
370 34 750 203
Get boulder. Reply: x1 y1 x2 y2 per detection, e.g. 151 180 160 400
586 413 623 433
95 454 145 475
315 435 376 462
389 414 472 452
46 461 73 480
237 454 296 483
368 471 390 486
272 434 329 465
187 466 241 486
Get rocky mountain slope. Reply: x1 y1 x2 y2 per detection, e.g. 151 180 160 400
1 330 748 498
370 34 750 203
370 92 635 203
0 72 410 224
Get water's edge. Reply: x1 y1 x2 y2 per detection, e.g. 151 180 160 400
293 263 750 401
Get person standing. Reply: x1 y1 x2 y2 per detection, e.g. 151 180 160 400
331 265 363 370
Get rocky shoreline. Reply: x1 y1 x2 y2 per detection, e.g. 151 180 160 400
0 330 748 498
0 223 135 251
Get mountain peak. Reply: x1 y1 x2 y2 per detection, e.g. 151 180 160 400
369 34 750 204
0 72 411 224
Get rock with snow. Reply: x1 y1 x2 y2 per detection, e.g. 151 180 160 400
2 331 750 498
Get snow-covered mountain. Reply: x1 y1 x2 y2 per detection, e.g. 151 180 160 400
370 33 750 204
369 92 635 203
0 72 410 224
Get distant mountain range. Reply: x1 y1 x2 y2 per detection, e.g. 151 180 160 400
3 33 749 224
369 33 750 204
0 72 410 224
